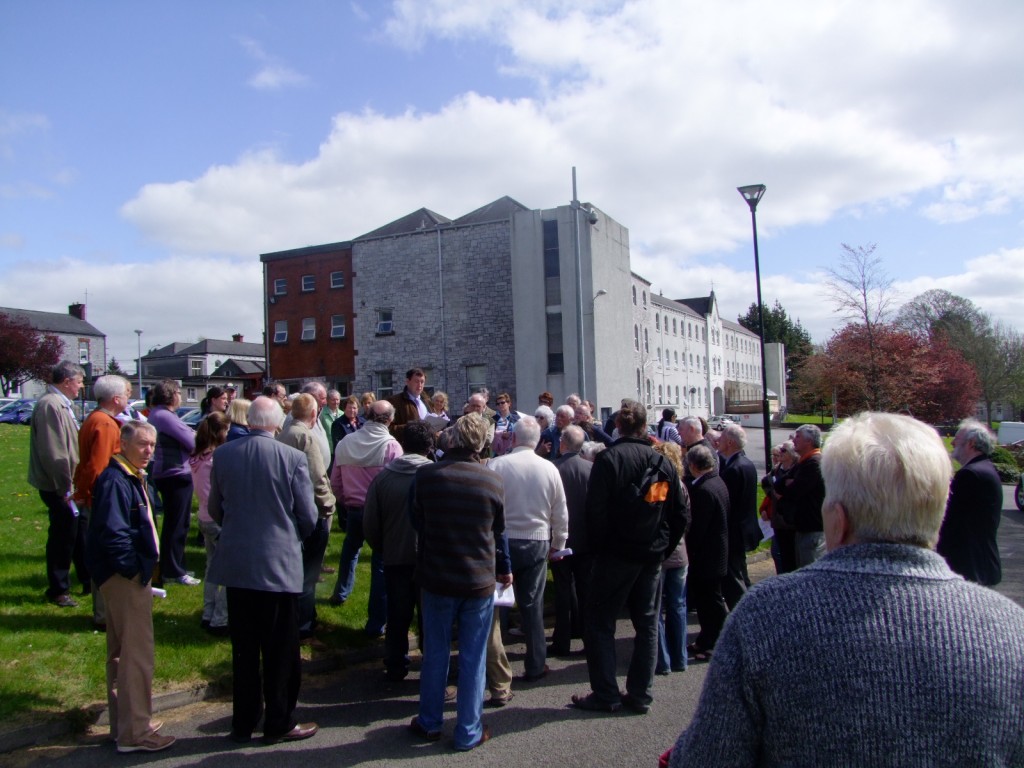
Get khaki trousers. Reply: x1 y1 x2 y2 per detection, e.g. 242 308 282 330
486 608 512 696
100 574 156 746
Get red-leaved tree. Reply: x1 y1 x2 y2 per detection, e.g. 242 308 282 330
0 313 64 396
794 323 979 422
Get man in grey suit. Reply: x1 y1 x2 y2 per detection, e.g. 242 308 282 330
207 397 319 745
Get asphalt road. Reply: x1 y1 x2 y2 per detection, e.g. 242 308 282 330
9 487 1022 768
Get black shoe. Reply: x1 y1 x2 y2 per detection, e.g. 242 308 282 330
547 644 572 658
620 692 650 714
570 692 621 713
519 664 550 683
50 593 78 608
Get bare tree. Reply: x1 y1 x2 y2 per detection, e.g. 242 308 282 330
824 244 898 411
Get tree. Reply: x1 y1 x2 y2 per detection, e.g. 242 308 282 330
792 323 979 422
824 243 897 411
737 299 814 373
969 321 1024 427
0 312 64 396
106 357 129 376
895 289 987 346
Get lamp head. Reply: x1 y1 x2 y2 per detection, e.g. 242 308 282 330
737 184 767 213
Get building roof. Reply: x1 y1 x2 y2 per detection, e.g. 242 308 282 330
452 196 530 226
674 296 713 316
650 293 703 319
215 359 266 376
356 207 453 241
0 306 104 338
144 339 265 360
260 241 352 262
721 318 760 337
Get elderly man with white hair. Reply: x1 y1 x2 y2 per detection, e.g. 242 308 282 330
667 412 1024 767
936 418 1004 586
488 415 569 682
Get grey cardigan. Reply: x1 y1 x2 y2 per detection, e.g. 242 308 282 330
670 543 1024 767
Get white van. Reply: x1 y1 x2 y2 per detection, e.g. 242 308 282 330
997 421 1024 446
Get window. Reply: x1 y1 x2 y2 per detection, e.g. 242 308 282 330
655 314 660 331
547 310 564 373
330 314 346 338
78 340 89 364
301 274 315 292
274 278 287 295
634 325 639 350
466 365 487 394
543 219 561 305
674 350 679 369
672 318 677 335
642 291 647 309
658 385 663 403
636 369 642 398
330 271 345 289
656 347 662 366
632 286 637 305
687 323 692 338
274 320 288 343
301 317 316 341
186 387 197 402
376 371 394 400
376 309 394 335
675 386 680 404
644 329 649 353
190 359 203 376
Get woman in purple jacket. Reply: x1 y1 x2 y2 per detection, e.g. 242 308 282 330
147 380 199 586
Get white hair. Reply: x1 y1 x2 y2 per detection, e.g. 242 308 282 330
248 396 285 430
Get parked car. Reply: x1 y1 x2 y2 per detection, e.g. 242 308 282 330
0 399 36 425
707 414 739 430
1016 470 1024 512
180 408 204 430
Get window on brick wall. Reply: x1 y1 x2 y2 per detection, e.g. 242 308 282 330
301 274 315 292
274 320 287 343
301 317 316 341
274 278 287 295
330 271 345 289
330 314 346 338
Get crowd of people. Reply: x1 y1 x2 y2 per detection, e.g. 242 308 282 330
26 360 1024 759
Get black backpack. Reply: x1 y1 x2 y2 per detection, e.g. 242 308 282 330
615 453 673 561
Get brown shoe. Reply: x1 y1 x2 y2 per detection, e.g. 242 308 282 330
117 732 176 753
485 691 514 708
454 725 491 751
408 716 441 742
263 722 318 744
50 593 78 608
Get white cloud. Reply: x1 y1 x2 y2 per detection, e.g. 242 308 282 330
0 255 264 370
237 36 309 90
112 0 1024 344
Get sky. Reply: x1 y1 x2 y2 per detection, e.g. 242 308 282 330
2 0 1023 370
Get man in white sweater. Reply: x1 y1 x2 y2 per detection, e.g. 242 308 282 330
488 416 569 682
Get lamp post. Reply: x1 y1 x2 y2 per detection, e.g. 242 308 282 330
737 184 773 470
134 329 143 400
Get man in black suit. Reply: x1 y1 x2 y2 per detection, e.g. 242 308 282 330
684 444 730 660
937 419 1003 586
717 423 759 610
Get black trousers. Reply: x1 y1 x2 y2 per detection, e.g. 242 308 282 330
41 490 89 598
690 574 729 651
155 475 193 580
226 587 302 739
721 546 750 611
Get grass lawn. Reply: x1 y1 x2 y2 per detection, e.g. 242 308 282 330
0 424 376 726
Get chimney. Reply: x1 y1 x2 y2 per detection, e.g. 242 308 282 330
69 303 86 320
232 333 244 343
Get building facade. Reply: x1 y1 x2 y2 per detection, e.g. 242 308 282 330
260 195 783 424
0 303 106 397
140 336 265 404
260 241 356 393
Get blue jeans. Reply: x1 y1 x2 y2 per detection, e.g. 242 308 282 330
418 589 493 750
657 565 688 672
508 539 550 677
332 507 387 634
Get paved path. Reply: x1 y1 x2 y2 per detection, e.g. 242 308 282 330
8 490 1022 768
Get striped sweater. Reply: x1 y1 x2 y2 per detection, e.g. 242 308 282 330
413 452 507 599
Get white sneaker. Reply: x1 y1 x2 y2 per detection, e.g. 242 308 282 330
174 574 201 586
117 732 176 753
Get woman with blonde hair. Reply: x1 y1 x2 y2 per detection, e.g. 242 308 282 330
226 397 251 442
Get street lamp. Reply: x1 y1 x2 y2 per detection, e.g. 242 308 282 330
134 329 143 400
737 184 772 469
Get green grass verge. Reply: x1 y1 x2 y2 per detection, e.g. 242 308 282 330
0 424 375 725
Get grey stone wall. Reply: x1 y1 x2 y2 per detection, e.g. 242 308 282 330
353 220 518 409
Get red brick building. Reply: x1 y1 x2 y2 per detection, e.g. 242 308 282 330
260 241 356 393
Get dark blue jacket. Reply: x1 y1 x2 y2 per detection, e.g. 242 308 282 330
86 457 159 587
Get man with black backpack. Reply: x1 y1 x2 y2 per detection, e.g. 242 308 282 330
571 399 689 714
